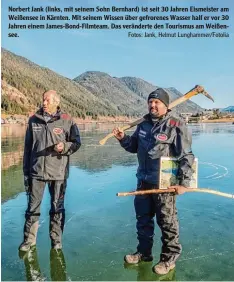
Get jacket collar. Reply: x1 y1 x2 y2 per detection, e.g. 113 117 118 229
34 107 61 122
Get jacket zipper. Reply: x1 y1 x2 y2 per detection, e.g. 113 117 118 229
43 121 48 180
145 121 162 182
144 123 155 181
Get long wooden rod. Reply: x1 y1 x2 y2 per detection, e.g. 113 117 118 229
117 188 234 199
99 85 213 145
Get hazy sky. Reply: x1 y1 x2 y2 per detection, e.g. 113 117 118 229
2 0 234 108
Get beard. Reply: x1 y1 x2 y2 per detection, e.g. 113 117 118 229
149 108 160 118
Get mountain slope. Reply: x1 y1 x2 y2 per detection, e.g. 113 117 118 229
74 71 146 116
2 48 203 118
221 106 234 113
1 48 119 118
117 76 157 100
119 77 203 114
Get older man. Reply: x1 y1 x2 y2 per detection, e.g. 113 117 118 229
19 90 81 251
113 88 194 275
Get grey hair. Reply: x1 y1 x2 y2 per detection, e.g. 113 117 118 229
43 90 60 104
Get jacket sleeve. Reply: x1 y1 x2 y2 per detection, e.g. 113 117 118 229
62 120 81 156
23 119 33 177
119 126 139 153
173 122 195 187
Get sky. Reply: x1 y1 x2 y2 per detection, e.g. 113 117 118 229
1 0 234 108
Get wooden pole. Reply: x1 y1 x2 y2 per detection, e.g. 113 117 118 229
99 85 214 145
116 188 234 199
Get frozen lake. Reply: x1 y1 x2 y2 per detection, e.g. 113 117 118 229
1 123 234 281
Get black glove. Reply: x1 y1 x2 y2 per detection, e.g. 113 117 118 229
24 175 30 194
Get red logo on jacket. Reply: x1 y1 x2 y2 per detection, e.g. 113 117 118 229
53 128 63 135
156 133 168 141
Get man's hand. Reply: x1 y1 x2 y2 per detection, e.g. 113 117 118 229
112 127 125 141
54 142 64 153
24 175 30 194
168 185 188 195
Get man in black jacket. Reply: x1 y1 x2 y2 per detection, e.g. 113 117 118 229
113 88 194 275
19 90 81 252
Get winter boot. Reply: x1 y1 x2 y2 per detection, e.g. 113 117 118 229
124 252 153 264
153 261 176 275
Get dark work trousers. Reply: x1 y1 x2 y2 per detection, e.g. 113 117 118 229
134 181 182 263
24 178 67 245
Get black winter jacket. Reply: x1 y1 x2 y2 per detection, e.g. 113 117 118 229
23 108 81 180
120 112 194 186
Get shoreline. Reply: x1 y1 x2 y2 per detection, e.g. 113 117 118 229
200 118 234 123
2 118 234 126
1 114 135 125
2 114 234 126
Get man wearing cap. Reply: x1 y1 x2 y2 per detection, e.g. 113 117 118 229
113 88 194 275
19 90 81 252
